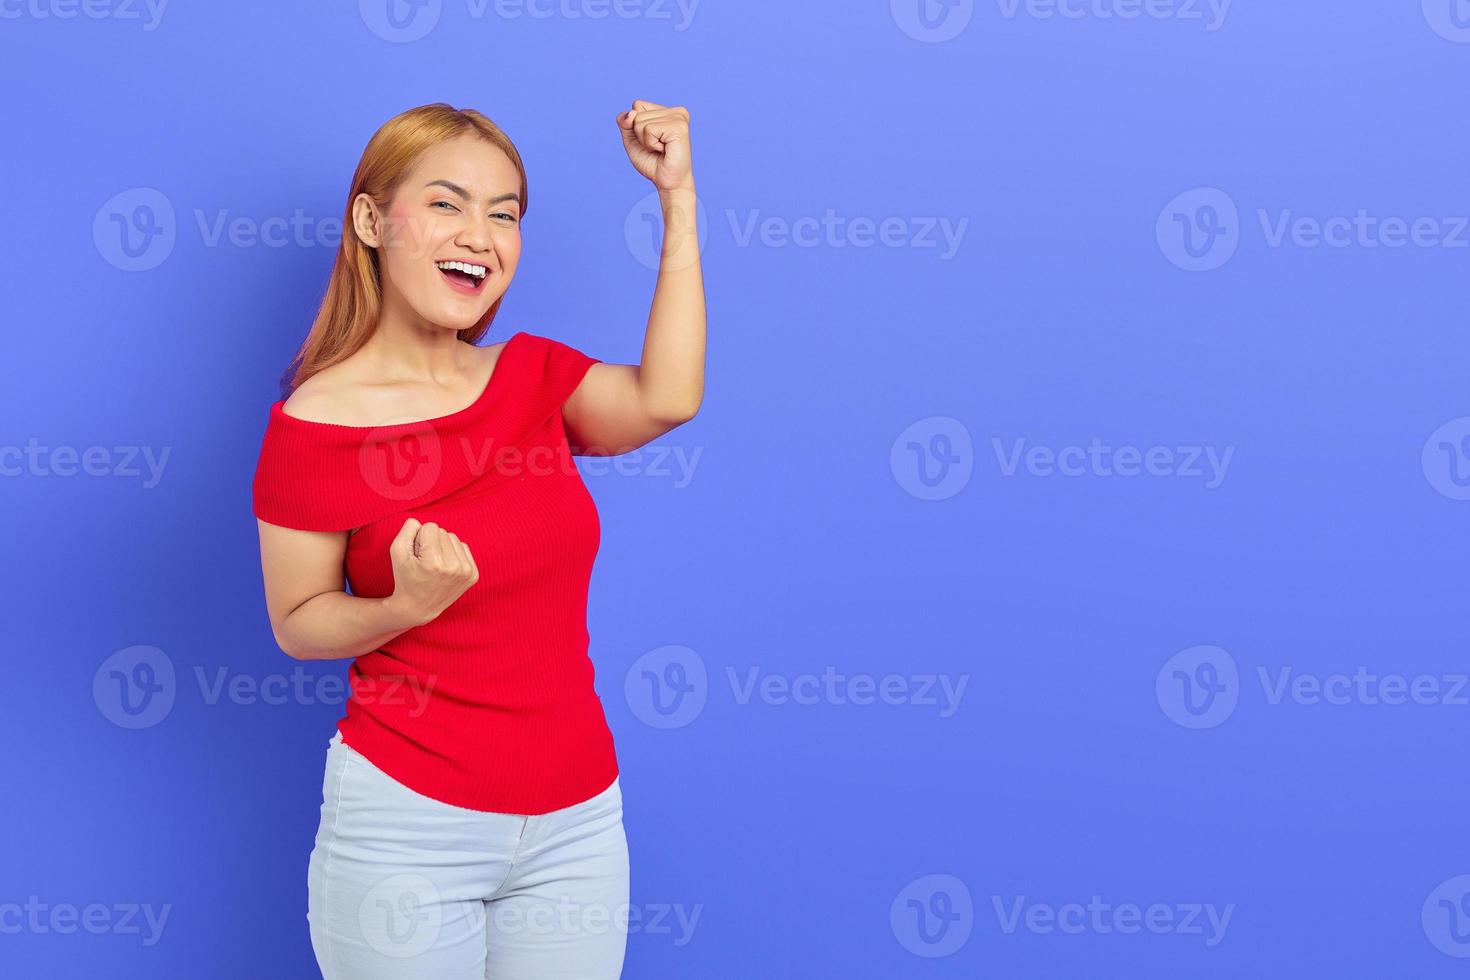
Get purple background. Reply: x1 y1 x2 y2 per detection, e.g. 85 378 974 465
3 0 1470 976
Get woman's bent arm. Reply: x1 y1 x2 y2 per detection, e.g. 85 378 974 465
256 519 423 661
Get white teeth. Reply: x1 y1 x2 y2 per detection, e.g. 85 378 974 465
435 260 487 280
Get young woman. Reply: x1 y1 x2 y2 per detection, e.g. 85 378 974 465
251 100 704 979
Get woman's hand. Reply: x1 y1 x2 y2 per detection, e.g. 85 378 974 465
616 99 694 193
383 517 480 627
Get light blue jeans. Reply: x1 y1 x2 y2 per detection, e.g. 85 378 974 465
307 730 629 979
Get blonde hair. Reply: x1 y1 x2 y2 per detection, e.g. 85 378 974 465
278 103 528 395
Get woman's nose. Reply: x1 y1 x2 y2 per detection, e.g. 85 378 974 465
455 214 496 252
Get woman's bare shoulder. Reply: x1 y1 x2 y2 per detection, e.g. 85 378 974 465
280 339 511 426
279 359 368 425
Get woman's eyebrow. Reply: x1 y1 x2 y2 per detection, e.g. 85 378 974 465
424 179 518 206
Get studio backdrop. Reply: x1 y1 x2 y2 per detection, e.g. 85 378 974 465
3 1 1469 977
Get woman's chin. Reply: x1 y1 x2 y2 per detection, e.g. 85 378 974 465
410 303 489 334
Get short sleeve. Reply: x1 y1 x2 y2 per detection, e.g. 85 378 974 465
250 415 384 532
523 332 600 409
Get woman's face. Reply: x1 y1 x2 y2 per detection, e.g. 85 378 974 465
359 133 524 331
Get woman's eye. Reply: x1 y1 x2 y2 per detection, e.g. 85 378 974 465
432 200 458 211
494 212 518 222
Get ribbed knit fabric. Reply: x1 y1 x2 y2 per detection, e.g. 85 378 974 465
251 330 619 815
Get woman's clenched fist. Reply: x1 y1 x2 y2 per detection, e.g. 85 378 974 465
383 517 479 627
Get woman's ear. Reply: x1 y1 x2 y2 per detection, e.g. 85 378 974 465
351 193 382 247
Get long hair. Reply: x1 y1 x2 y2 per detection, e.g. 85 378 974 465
277 103 528 397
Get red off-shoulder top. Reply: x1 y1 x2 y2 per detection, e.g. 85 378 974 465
252 330 618 814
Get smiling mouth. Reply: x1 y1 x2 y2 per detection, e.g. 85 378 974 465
435 260 489 295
